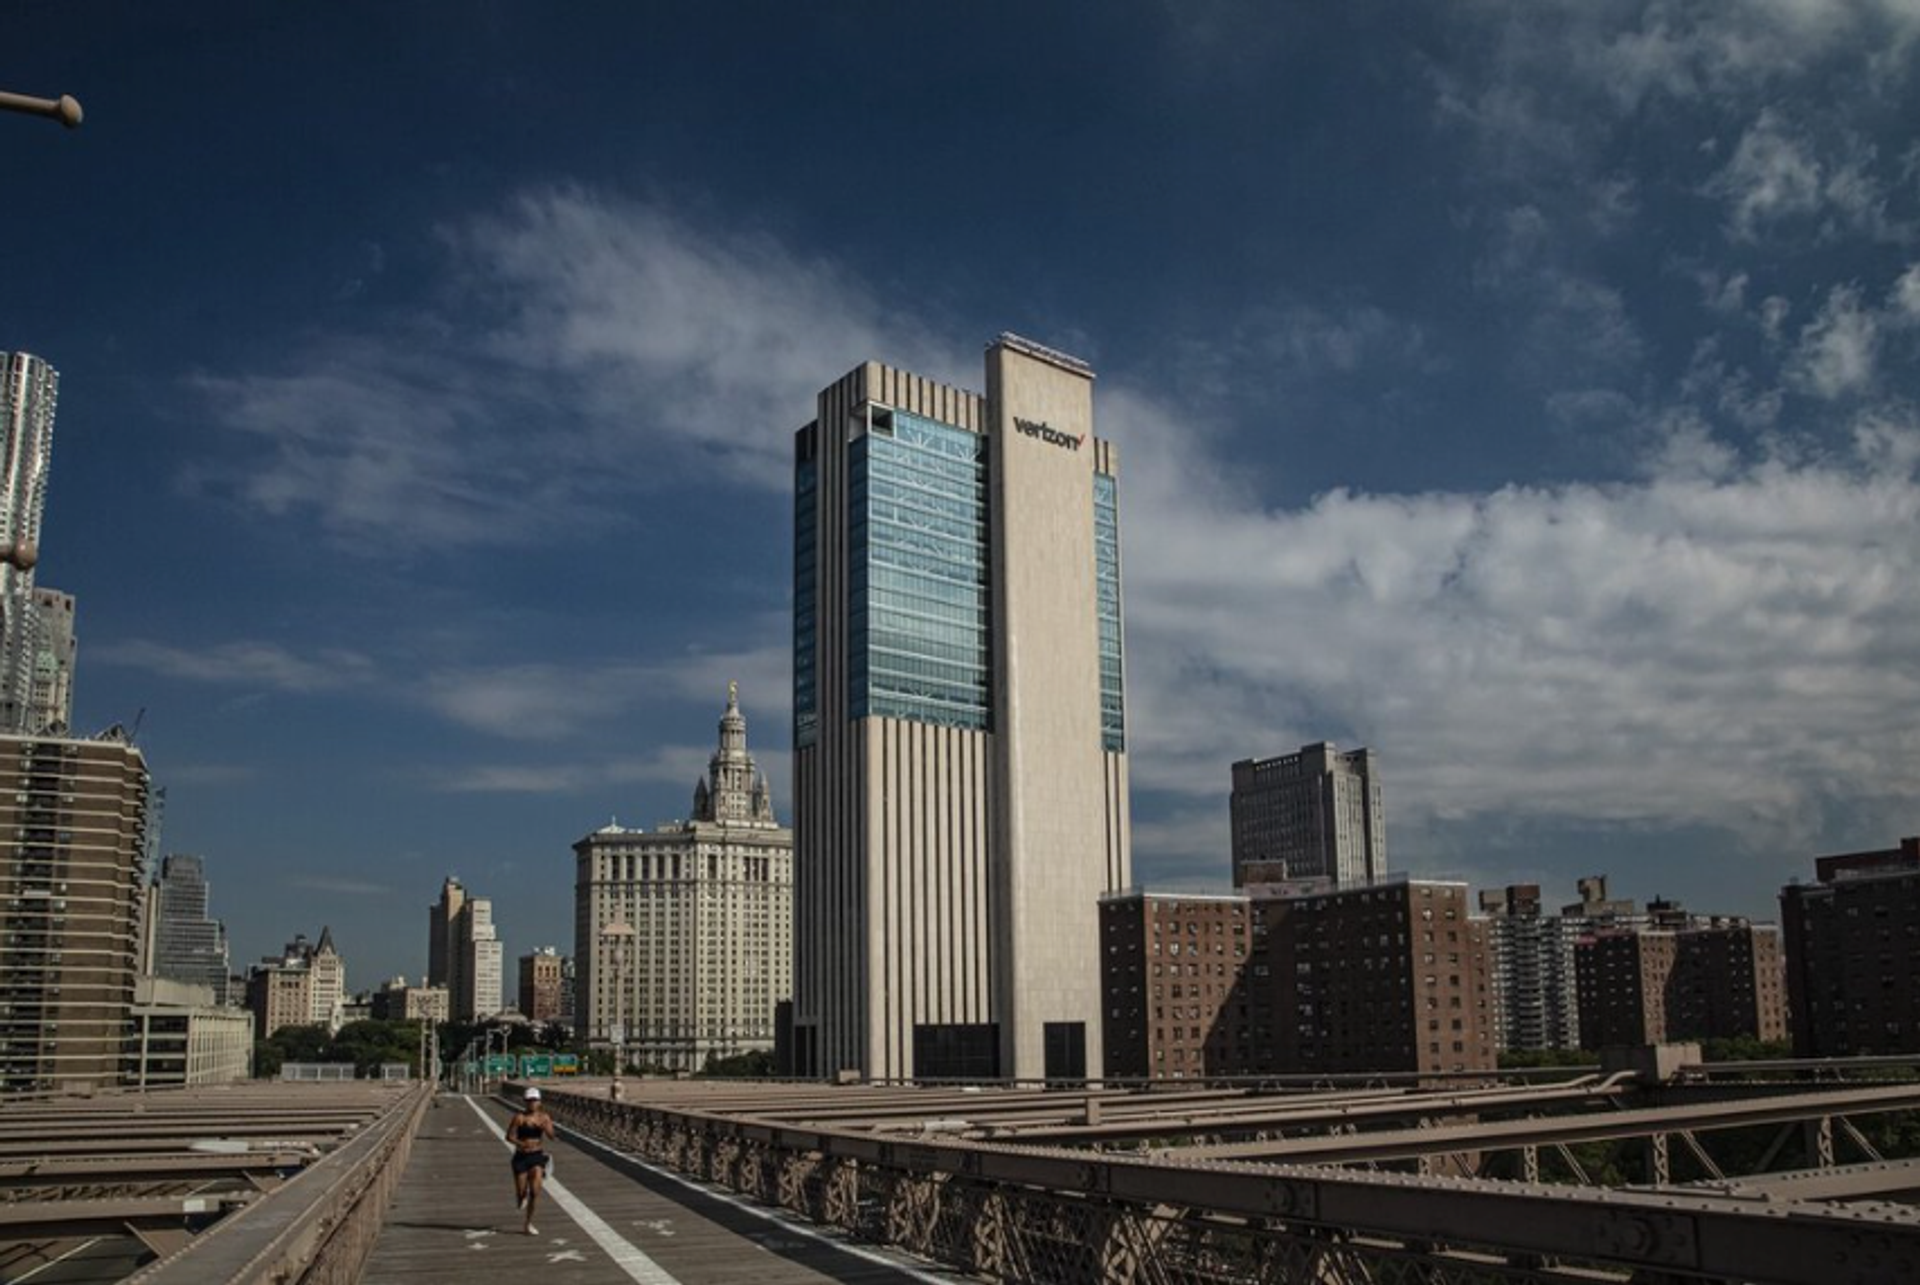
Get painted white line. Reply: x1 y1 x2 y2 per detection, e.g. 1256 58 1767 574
13 1237 103 1283
462 1095 682 1285
553 1108 954 1285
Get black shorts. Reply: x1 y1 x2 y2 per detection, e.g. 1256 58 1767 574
511 1150 551 1176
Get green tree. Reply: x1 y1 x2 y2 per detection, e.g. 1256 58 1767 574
700 1049 775 1078
331 1019 426 1075
253 1024 337 1078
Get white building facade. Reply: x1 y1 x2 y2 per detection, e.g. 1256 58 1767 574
574 686 792 1073
791 336 1132 1082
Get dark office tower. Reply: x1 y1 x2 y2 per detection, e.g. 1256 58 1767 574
792 335 1132 1081
1231 742 1386 887
150 854 232 1004
1781 837 1920 1057
0 354 61 734
427 876 465 991
0 729 151 1092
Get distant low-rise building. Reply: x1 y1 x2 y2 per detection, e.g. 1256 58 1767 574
128 976 252 1087
246 928 349 1037
1781 837 1920 1057
518 948 566 1024
370 977 449 1024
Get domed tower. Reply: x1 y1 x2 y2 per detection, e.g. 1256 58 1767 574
692 682 772 824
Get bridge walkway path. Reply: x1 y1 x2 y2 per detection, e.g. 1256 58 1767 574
363 1092 961 1285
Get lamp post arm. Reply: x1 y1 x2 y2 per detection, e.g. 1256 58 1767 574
0 91 83 128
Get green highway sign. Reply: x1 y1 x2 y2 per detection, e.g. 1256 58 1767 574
553 1054 580 1075
485 1053 516 1076
520 1054 553 1077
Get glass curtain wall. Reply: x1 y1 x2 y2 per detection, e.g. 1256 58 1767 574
848 411 990 729
1094 472 1125 751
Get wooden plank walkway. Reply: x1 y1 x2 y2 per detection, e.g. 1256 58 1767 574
363 1093 969 1284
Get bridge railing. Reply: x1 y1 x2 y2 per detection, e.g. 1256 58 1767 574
540 1084 1920 1285
126 1081 432 1285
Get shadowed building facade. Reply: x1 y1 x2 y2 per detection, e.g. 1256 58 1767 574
1781 837 1920 1057
1575 903 1785 1049
1231 742 1386 888
149 853 233 1005
792 335 1131 1082
0 730 150 1092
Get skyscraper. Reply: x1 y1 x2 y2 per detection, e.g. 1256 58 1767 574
1230 742 1386 887
427 876 465 994
0 353 76 736
574 686 791 1072
791 335 1132 1081
150 854 233 1004
453 896 502 1021
0 729 151 1092
1478 883 1581 1052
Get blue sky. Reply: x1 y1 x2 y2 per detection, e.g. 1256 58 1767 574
4 2 1917 990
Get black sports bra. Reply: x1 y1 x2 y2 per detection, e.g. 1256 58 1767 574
516 1121 546 1140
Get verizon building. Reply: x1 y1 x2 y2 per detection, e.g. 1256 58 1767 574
792 335 1131 1081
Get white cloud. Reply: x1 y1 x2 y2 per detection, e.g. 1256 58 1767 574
185 186 1920 870
158 763 259 787
1891 263 1920 321
432 741 795 812
419 641 788 740
451 189 958 490
194 189 958 550
1697 269 1748 314
1759 295 1793 343
1790 285 1880 397
1704 110 1901 243
1103 383 1920 853
91 640 375 692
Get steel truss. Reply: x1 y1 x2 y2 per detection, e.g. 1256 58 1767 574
541 1083 1920 1285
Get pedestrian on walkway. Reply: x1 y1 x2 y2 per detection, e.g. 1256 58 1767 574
506 1086 555 1235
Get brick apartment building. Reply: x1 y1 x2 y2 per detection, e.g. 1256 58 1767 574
1781 837 1920 1057
1100 877 1495 1079
1251 878 1495 1075
1575 904 1784 1048
1100 892 1253 1079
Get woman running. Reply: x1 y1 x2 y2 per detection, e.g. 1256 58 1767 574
506 1086 555 1235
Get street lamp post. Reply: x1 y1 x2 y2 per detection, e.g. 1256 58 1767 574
0 90 83 128
600 922 635 1102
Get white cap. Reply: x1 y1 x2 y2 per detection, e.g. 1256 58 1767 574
525 1087 541 1100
